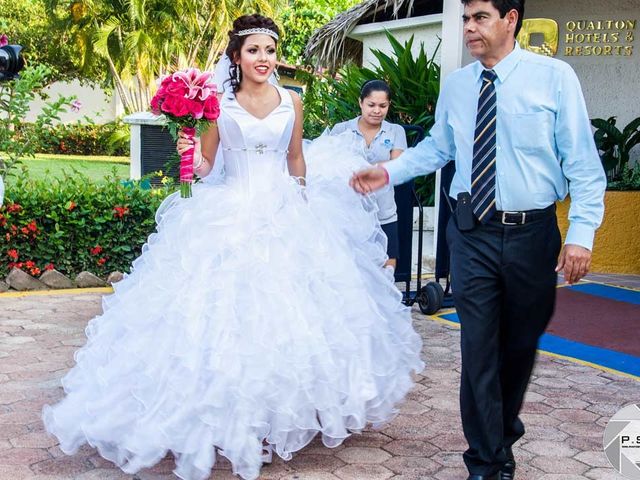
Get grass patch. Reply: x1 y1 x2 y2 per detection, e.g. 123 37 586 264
7 155 130 183
34 153 130 164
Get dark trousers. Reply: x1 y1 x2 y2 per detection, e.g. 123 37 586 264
446 207 561 476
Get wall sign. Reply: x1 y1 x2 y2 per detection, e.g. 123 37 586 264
517 18 636 57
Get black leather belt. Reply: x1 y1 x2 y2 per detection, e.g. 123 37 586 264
491 204 555 225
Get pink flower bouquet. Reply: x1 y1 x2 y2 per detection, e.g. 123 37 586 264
150 68 220 198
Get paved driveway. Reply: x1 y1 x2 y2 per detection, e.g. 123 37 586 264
1 290 638 479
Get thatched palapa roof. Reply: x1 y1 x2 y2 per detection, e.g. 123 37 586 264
304 0 441 69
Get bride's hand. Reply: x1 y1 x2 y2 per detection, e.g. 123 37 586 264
176 131 200 155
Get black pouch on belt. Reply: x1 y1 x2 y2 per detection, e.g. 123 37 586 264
456 192 476 231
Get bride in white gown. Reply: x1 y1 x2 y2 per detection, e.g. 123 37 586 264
43 14 424 480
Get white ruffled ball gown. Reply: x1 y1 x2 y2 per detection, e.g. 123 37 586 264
43 86 424 480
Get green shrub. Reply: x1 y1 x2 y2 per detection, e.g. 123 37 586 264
0 168 172 278
300 32 441 205
17 120 130 156
607 162 640 191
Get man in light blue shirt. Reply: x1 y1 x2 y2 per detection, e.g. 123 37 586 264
351 1 606 479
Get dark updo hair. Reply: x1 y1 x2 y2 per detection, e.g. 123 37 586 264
225 14 280 93
359 79 391 101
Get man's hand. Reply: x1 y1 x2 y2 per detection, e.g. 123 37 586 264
349 167 389 194
556 244 592 284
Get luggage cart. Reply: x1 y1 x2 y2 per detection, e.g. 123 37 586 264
434 161 456 309
394 125 446 315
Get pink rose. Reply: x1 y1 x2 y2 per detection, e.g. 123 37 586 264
0 34 8 47
185 98 205 119
160 96 184 116
162 96 194 117
203 96 220 121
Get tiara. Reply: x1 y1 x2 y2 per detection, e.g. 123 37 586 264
236 28 279 41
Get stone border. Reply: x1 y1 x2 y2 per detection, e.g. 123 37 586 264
0 267 123 293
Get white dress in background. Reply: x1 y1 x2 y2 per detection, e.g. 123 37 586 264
43 86 424 480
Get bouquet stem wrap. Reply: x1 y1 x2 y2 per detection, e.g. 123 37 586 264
180 126 196 198
150 68 220 199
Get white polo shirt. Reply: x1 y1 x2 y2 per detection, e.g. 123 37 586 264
329 117 407 224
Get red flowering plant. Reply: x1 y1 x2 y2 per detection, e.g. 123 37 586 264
1 201 44 277
150 68 220 198
1 169 171 279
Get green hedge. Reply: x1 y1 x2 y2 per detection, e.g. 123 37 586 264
1 170 172 278
16 121 130 156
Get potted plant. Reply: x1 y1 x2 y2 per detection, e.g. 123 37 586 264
591 116 640 182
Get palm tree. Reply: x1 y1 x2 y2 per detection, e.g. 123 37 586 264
45 0 287 114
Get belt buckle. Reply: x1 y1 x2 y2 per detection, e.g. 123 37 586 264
501 211 526 225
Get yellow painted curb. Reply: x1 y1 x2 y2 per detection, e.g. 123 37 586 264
0 287 113 298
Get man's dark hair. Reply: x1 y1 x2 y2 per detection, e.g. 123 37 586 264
461 0 525 37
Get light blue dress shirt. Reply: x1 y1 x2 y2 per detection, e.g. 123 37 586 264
385 43 606 250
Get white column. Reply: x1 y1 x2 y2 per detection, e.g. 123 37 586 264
432 0 465 264
129 124 141 180
123 112 167 180
440 0 466 78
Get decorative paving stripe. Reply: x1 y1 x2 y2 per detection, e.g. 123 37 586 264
432 310 640 380
569 282 640 305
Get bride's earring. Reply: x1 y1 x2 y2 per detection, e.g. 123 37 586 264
235 65 241 82
273 68 280 82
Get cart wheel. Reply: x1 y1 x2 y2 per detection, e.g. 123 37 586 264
418 282 444 315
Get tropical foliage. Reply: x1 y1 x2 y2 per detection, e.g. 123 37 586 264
300 32 441 205
279 0 358 65
591 115 640 185
0 0 103 83
42 0 288 114
4 0 359 116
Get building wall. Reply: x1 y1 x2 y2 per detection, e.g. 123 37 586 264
26 79 119 124
351 15 443 69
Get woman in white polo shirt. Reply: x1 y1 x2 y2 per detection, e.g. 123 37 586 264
329 80 407 272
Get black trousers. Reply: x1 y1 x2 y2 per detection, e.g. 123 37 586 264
446 207 561 476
